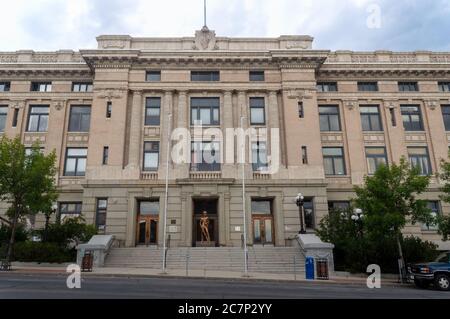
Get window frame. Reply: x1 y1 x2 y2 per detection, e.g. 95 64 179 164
190 71 220 82
143 141 160 171
0 82 10 92
190 141 221 172
365 147 388 175
190 97 220 126
27 105 49 132
401 105 424 131
398 82 418 92
422 201 441 231
360 105 383 131
322 147 346 176
316 82 338 92
357 82 379 92
438 82 450 92
95 198 108 232
249 70 265 82
249 97 266 125
408 147 432 176
0 106 7 132
68 105 91 132
30 82 52 92
72 82 93 92
102 146 109 165
319 105 341 131
145 97 161 126
146 71 161 82
58 202 82 223
251 141 268 172
64 147 88 177
441 105 450 131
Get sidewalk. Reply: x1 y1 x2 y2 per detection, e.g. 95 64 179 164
3 262 403 286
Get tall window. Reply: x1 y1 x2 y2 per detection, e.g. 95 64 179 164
438 82 450 92
323 147 346 176
12 108 19 127
31 82 52 92
317 82 337 92
408 147 431 175
64 148 87 176
365 147 387 175
358 82 378 92
249 97 265 125
191 141 221 171
106 101 112 118
190 97 220 126
0 106 7 132
143 141 159 171
360 105 382 131
398 82 418 92
422 201 441 231
102 146 109 165
0 82 10 92
252 141 268 171
319 106 341 131
27 106 49 132
68 106 91 132
302 146 308 164
441 106 450 131
145 97 161 125
96 198 108 232
304 199 315 229
58 202 82 223
72 82 93 92
401 105 423 131
146 71 161 82
328 201 350 213
249 70 265 82
298 102 304 118
191 71 220 82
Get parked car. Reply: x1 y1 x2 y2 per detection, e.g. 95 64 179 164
408 252 450 291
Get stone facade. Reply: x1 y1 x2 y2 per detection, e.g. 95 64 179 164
1 28 449 249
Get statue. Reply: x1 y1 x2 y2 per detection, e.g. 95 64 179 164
199 211 211 242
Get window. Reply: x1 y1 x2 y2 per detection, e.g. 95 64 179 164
0 106 7 132
0 82 10 92
365 147 388 175
145 97 161 126
102 146 109 165
251 200 272 215
190 97 220 126
249 97 265 125
27 106 49 132
298 102 304 118
302 146 308 164
422 201 441 231
438 82 450 92
31 82 52 92
143 142 159 171
64 148 87 176
358 82 378 92
191 141 221 171
252 141 268 171
146 71 161 82
389 107 397 127
360 106 382 131
398 82 418 92
441 106 450 131
139 200 160 216
72 82 93 92
249 71 265 82
68 106 91 132
317 82 337 92
401 105 423 131
25 147 44 156
191 71 220 82
12 108 19 127
328 201 350 213
96 198 107 232
304 199 315 229
106 101 112 118
408 147 431 175
319 106 341 131
323 147 346 176
58 202 82 223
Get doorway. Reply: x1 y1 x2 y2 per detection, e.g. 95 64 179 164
251 199 274 245
136 200 159 246
192 198 219 247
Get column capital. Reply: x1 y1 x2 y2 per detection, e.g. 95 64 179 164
223 90 233 97
176 89 188 96
164 90 174 96
133 90 143 96
268 90 279 97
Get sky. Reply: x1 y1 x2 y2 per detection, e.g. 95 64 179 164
0 0 449 52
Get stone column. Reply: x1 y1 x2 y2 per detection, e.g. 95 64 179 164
159 91 174 177
223 91 234 177
175 90 189 179
127 90 143 170
268 91 280 129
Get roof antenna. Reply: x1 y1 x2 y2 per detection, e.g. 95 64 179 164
202 0 208 30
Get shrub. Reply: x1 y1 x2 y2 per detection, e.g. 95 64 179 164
11 241 76 263
402 236 439 264
0 222 29 244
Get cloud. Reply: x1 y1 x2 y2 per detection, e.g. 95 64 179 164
0 0 448 51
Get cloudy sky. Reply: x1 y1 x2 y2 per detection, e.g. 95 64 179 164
0 0 449 52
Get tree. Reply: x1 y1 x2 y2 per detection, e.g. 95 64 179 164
437 156 450 241
0 137 58 264
353 158 432 281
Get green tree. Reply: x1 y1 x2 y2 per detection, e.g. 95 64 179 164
437 157 450 241
353 158 432 281
0 137 58 264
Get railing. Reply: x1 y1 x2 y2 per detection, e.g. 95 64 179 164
253 172 271 180
141 172 158 180
189 172 222 179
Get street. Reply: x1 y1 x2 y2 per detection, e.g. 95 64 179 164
0 273 449 299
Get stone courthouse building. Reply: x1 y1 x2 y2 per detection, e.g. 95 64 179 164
1 27 450 250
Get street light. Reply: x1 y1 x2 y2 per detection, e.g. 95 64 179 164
296 193 306 234
351 208 364 238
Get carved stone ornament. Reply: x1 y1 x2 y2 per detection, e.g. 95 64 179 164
98 89 123 101
345 100 357 110
286 89 313 100
9 100 25 109
102 40 126 49
52 100 66 111
194 26 218 50
384 101 397 109
425 100 438 110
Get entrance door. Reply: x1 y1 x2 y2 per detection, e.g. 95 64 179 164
192 198 219 247
251 199 274 245
137 200 160 246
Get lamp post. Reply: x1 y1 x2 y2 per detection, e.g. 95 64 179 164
240 116 249 276
296 193 306 234
351 208 364 237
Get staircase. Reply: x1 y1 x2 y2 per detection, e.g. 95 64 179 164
104 246 305 274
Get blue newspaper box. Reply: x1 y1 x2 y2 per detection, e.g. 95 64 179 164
305 256 315 280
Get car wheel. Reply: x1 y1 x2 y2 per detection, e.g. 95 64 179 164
414 279 429 289
434 274 450 291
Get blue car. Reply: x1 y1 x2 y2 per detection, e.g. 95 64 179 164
408 252 450 291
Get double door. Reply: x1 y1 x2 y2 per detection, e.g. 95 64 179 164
137 216 158 245
252 216 274 244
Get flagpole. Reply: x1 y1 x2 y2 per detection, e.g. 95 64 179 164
162 113 172 274
240 116 249 277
